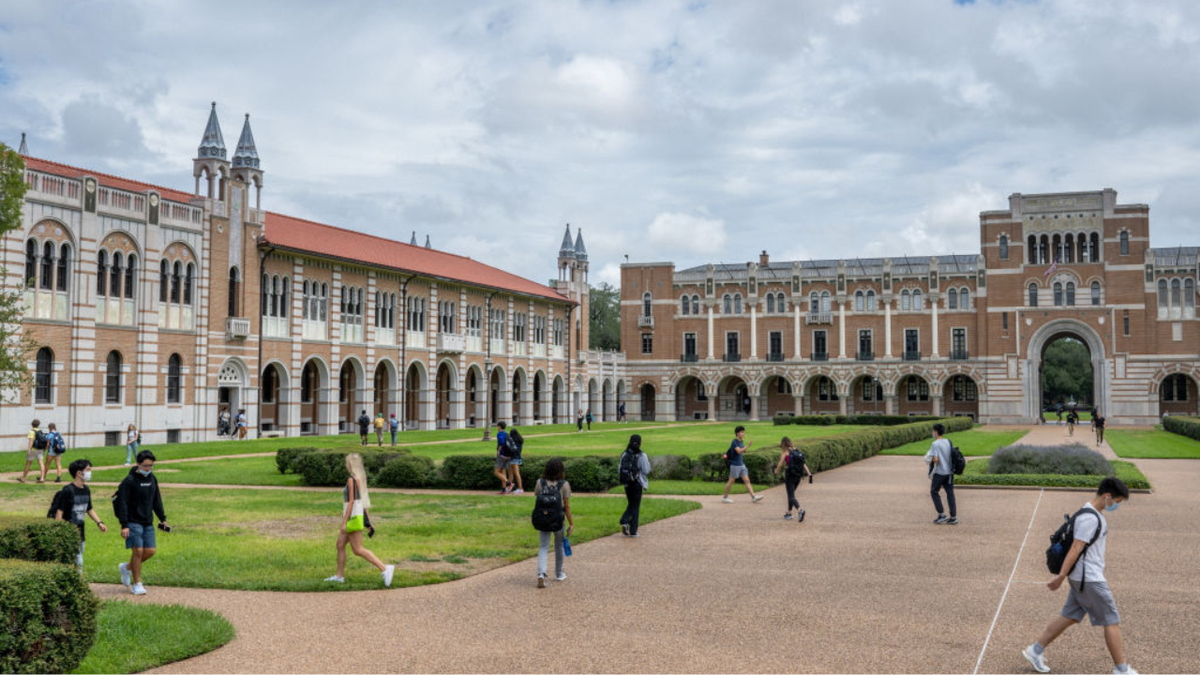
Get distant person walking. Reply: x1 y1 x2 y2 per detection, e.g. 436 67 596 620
721 425 764 504
1056 404 1064 425
114 450 167 596
494 421 514 494
773 437 812 521
585 409 593 431
324 453 394 587
576 409 584 433
531 458 573 588
1094 410 1106 446
125 423 139 466
1066 409 1078 437
18 418 46 483
236 409 249 440
51 459 108 571
218 406 231 436
506 426 525 495
389 413 400 446
357 410 371 446
924 423 957 525
1022 477 1134 675
40 422 67 483
617 401 627 423
618 434 651 537
373 413 385 447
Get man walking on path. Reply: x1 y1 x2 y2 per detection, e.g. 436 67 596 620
51 459 108 571
1094 411 1106 446
114 450 168 596
924 423 957 525
494 421 513 494
357 410 371 446
1022 477 1134 675
721 425 764 504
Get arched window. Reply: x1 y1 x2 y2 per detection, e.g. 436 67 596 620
302 281 310 320
40 241 54 289
124 254 137 299
281 278 289 319
262 274 272 316
999 235 1008 260
1064 234 1075 263
681 296 690 315
167 353 182 404
1186 278 1196 312
109 252 123 297
1029 282 1039 307
184 264 194 305
271 276 280 317
1171 278 1182 308
948 288 958 310
901 290 911 311
1089 232 1100 262
34 347 52 404
24 239 37 287
691 295 700 315
855 290 864 312
820 291 831 314
1077 232 1087 262
1065 282 1075 306
320 283 328 322
1091 281 1101 306
642 292 652 317
96 250 108 296
912 290 923 311
376 291 383 326
1040 235 1049 264
809 292 819 314
767 293 775 314
1027 235 1037 264
723 294 732 314
866 290 876 311
1052 234 1062 264
160 260 170 303
1158 279 1169 310
228 267 240 316
1053 282 1063 306
1120 231 1129 255
733 294 742 314
170 262 181 303
56 243 70 291
105 351 122 403
960 287 970 310
778 293 788 312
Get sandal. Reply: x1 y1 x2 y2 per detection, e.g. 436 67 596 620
16 478 25 483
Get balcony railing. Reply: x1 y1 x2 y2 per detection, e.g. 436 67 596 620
226 317 251 340
805 313 833 325
680 353 699 363
766 352 784 362
810 352 829 362
438 333 466 353
722 353 741 362
950 349 970 361
903 350 921 361
856 351 874 361
637 315 654 328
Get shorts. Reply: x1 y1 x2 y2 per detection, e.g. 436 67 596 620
507 457 523 466
1061 579 1121 626
494 457 510 470
26 449 41 461
125 522 157 550
729 464 749 480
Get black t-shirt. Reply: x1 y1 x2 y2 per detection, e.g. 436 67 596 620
52 483 93 542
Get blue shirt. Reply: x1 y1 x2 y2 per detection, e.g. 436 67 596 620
496 430 508 456
728 439 745 466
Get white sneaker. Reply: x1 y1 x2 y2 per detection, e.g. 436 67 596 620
382 564 395 588
721 497 734 503
512 489 524 495
1113 668 1138 675
130 582 146 596
323 575 345 583
118 562 131 587
1022 646 1049 674
555 572 567 582
751 495 764 502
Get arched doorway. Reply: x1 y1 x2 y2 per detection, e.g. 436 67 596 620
405 361 427 430
373 361 394 420
718 376 750 420
338 360 360 433
1026 320 1107 422
1040 336 1093 414
675 375 708 420
602 378 613 422
533 371 546 422
466 366 483 427
616 380 626 420
897 374 931 416
762 375 793 417
805 375 839 415
587 378 599 420
260 363 286 432
849 374 883 416
217 359 248 436
512 369 527 425
639 382 656 421
1160 373 1199 416
436 361 456 429
299 359 325 435
944 374 980 420
552 375 564 424
490 366 506 425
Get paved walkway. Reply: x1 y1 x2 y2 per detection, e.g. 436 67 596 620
78 441 1196 673
1017 420 1117 459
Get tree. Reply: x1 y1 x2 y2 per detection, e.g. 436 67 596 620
588 282 620 351
0 142 31 400
1042 338 1093 406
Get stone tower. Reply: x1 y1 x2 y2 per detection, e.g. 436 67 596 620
193 102 230 199
556 224 590 352
231 113 264 209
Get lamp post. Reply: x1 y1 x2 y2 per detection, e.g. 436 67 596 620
482 357 493 442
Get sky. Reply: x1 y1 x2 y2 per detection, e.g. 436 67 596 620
4 0 1200 289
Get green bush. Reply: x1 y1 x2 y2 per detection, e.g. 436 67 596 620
561 456 619 493
775 414 945 426
1163 415 1200 443
783 415 839 426
649 454 694 481
958 458 1151 490
293 448 411 487
275 447 319 474
0 517 80 565
437 454 621 492
987 444 1111 476
439 455 504 490
0 559 100 674
375 455 436 488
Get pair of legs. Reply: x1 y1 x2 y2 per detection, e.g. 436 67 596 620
359 433 368 446
494 459 510 492
126 441 138 465
128 546 156 584
723 468 759 500
784 475 802 514
375 431 383 446
19 452 43 482
1096 428 1105 445
334 529 386 577
537 529 565 579
507 462 523 492
1067 422 1075 436
930 473 956 518
390 431 398 446
620 482 643 535
1033 617 1126 669
41 453 63 481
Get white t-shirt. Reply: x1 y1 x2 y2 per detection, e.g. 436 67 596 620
1069 503 1108 584
924 438 953 476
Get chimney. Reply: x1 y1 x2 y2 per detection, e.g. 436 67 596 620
759 250 769 267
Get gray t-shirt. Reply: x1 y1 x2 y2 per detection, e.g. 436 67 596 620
1069 503 1108 584
925 438 953 476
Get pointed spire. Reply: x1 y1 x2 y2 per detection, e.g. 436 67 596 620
574 228 588 260
410 231 417 246
232 114 260 169
18 132 28 155
424 235 431 249
559 223 574 255
197 102 227 160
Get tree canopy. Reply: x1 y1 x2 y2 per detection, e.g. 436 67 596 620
0 143 31 398
1042 337 1093 406
588 282 620 351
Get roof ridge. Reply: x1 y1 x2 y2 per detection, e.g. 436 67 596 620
22 154 194 202
264 211 478 264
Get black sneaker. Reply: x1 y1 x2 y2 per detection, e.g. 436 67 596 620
798 509 806 522
621 523 630 536
947 517 959 525
933 515 949 525
783 513 793 520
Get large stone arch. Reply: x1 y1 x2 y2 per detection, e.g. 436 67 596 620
491 364 511 425
435 358 460 429
1151 365 1200 417
716 373 752 421
259 359 290 433
373 358 399 422
337 356 367 433
533 369 550 423
404 359 431 430
552 374 566 424
675 373 710 421
1024 319 1108 422
586 377 600 420
466 363 486 427
299 356 331 435
216 357 251 437
601 377 614 422
512 367 530 425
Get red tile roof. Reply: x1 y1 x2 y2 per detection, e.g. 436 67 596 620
21 154 572 304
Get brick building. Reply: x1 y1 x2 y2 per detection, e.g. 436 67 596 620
3 105 625 447
621 189 1198 425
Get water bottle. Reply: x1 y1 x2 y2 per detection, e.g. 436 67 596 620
563 537 572 557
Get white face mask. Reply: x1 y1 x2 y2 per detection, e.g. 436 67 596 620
82 471 92 482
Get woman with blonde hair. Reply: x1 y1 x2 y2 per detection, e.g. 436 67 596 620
325 453 394 586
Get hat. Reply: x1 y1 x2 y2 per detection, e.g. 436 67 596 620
390 413 396 417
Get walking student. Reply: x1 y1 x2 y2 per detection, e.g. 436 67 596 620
494 421 513 494
506 426 525 495
373 412 385 447
125 423 139 466
585 409 593 431
1022 477 1134 675
236 408 248 440
1066 409 1078 437
772 437 812 521
618 434 651 537
576 408 584 432
40 422 67 483
389 413 400 446
357 409 371 446
1094 410 1107 446
924 423 957 525
114 450 168 596
721 425 764 504
18 418 46 483
617 401 626 423
325 453 394 587
51 459 108 571
531 458 573 588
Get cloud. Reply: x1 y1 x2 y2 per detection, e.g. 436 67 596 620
647 211 728 258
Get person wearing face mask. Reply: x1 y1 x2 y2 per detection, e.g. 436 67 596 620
113 450 167 596
1023 477 1134 675
50 459 108 572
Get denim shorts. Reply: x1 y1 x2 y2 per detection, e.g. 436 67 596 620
729 464 749 479
125 522 157 550
507 457 523 466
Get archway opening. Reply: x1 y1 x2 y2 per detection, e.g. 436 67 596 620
601 378 613 422
436 362 455 429
300 360 322 435
675 376 708 421
405 364 423 430
467 367 481 427
490 368 503 426
533 372 545 422
260 363 283 431
762 375 793 417
1040 335 1094 417
806 375 839 415
718 376 750 421
897 374 931 416
587 378 599 421
512 370 527 425
1160 373 1198 416
850 375 883 416
552 376 564 424
374 363 392 420
339 362 359 433
639 383 656 421
944 374 979 421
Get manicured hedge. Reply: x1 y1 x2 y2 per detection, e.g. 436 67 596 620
0 517 80 565
437 454 619 492
275 446 320 474
0 559 100 674
1162 415 1200 443
957 458 1151 490
286 448 412 486
774 414 945 426
649 454 694 481
701 417 975 484
375 455 436 488
988 444 1110 476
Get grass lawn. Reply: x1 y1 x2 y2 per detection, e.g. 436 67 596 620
90 456 302 487
879 427 1029 456
1106 428 1200 459
955 457 1151 490
606 480 768 496
1041 411 1093 422
72 601 234 674
0 484 699 592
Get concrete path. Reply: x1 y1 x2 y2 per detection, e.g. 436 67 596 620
82 450 1196 674
1018 420 1116 459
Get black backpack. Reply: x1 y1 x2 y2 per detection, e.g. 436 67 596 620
531 480 565 532
506 429 523 457
32 429 48 451
786 449 807 479
950 444 966 476
723 441 740 467
618 450 640 486
1046 508 1102 590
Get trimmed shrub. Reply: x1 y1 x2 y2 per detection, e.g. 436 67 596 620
440 455 504 490
649 454 693 481
786 415 840 426
275 447 319 474
375 455 436 488
987 444 1111 476
0 559 100 674
959 458 1151 490
776 414 945 426
293 448 411 487
438 454 620 492
1163 415 1200 443
561 456 619 493
0 517 80 565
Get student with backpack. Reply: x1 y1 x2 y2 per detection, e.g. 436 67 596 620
357 410 371 446
494 421 514 494
373 413 385 447
506 427 525 495
389 413 400 446
1023 477 1134 675
40 422 67 483
772 437 812 521
114 450 168 596
531 458 573 588
125 423 139 466
721 425 765 504
585 409 593 431
50 459 108 571
618 434 652 537
1094 411 1106 446
924 423 959 525
18 418 47 483
576 409 584 432
325 453 394 587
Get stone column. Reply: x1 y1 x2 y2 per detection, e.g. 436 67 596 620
932 394 943 417
657 392 676 422
884 298 893 358
793 394 804 416
749 393 760 421
838 395 848 416
931 297 940 357
707 390 717 421
838 300 847 358
707 305 715 360
750 303 758 359
885 394 896 416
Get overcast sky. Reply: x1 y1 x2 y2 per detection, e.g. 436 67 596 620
4 0 1200 288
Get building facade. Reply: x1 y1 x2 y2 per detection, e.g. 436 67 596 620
3 105 625 447
621 189 1199 425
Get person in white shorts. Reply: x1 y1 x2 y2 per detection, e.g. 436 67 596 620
1022 477 1135 675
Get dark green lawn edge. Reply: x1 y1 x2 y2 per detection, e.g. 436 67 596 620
955 458 1151 490
71 601 234 674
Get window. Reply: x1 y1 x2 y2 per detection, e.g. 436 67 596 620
1187 278 1196 313
866 290 876 311
1065 282 1075 307
1171 278 1182 308
683 332 697 357
725 332 739 358
57 244 70 291
999 235 1009 260
1120 231 1129 256
912 290 923 311
641 333 653 354
777 377 791 394
950 375 977 402
488 307 505 339
110 252 123 298
184 264 195 305
1090 232 1100 262
817 377 838 401
1029 282 1039 307
681 296 690 315
1162 374 1190 401
34 347 52 404
855 290 864 312
857 329 872 358
960 288 970 310
514 312 527 342
409 296 427 331
951 328 966 357
1053 282 1063 306
642 292 652 317
904 329 919 357
1123 310 1130 336
723 294 732 314
906 377 929 402
1064 234 1075 263
1091 281 1101 306
533 315 546 344
167 354 182 403
228 267 240 316
40 241 54 290
948 288 958 310
1002 312 1009 332
733 294 742 314
767 293 775 314
1158 279 1169 311
778 293 788 313
691 295 700 315
160 260 169 302
812 330 827 357
439 300 457 334
769 330 782 357
105 351 122 403
1027 235 1037 264
820 291 831 314
123 254 137 299
25 239 37 288
809 292 819 313
900 290 911 311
